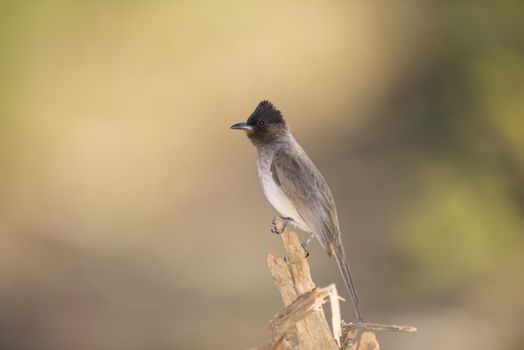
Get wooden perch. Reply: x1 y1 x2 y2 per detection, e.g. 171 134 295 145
265 229 339 350
255 220 416 350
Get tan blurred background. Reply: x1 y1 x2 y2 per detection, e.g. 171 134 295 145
1 0 523 349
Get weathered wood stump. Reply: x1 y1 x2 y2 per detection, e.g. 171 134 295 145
254 223 416 350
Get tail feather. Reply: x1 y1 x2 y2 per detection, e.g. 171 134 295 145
333 242 363 322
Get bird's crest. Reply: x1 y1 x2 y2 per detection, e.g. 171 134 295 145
247 100 283 125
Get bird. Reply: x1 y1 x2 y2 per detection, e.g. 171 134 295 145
230 100 363 322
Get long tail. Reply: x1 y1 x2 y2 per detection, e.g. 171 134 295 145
333 241 363 322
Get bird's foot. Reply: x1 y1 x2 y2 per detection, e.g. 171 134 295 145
283 242 310 261
300 232 315 258
300 243 310 258
271 216 293 235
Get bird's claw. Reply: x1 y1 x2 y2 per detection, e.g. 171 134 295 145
271 216 293 235
282 245 308 262
270 220 281 234
300 232 314 258
301 243 310 258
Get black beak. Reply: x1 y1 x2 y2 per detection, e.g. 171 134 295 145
230 122 253 131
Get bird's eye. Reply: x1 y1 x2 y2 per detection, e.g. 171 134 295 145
258 120 265 127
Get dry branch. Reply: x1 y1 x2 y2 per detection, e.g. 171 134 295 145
266 229 339 350
254 220 416 349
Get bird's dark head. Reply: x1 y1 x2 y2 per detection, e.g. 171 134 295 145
230 100 287 145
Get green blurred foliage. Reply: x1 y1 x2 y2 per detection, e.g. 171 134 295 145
392 0 524 309
396 164 523 294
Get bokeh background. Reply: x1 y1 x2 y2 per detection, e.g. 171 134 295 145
1 0 523 349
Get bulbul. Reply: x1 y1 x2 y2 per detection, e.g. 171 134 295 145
231 100 363 322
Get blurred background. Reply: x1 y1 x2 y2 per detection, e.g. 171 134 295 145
0 0 523 349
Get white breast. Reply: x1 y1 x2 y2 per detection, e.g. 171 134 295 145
257 150 310 232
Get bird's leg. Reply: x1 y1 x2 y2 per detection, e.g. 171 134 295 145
300 232 315 258
271 216 294 235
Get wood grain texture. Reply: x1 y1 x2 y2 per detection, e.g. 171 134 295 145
266 228 338 350
254 221 415 350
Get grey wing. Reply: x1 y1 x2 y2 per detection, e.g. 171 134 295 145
271 146 340 255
